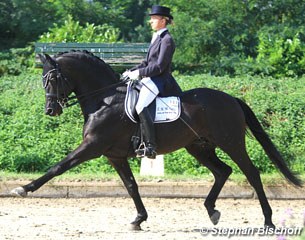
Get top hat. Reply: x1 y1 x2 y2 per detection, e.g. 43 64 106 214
149 5 173 20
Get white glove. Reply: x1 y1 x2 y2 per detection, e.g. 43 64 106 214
122 70 130 78
126 70 140 81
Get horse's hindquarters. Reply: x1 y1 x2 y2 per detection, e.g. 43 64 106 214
163 88 247 151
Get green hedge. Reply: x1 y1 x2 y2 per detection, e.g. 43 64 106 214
0 72 304 175
166 74 305 175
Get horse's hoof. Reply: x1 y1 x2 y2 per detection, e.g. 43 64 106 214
10 187 28 197
210 210 221 225
264 223 276 230
129 224 142 231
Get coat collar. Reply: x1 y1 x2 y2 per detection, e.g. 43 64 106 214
148 29 169 51
156 28 168 37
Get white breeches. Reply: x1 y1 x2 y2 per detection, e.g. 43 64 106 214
136 77 159 114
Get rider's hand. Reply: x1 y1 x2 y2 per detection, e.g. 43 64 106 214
125 70 140 81
122 70 130 78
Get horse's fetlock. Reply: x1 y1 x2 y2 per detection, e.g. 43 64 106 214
204 201 215 213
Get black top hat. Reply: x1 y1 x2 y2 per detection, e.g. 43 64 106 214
149 5 173 20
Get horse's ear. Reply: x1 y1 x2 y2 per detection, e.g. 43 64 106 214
38 53 47 64
39 53 56 66
45 54 56 65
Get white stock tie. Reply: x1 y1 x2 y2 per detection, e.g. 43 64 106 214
151 32 158 44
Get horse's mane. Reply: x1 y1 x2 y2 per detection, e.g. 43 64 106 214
55 50 120 81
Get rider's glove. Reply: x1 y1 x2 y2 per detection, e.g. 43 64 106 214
123 70 140 81
122 70 129 78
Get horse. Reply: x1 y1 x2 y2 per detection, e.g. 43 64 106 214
11 51 302 230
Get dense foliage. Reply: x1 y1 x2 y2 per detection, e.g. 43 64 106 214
164 0 305 77
0 0 152 48
39 15 121 43
1 0 305 77
0 72 304 175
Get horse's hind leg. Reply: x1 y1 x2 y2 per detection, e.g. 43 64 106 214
109 158 147 231
186 144 232 225
227 148 275 228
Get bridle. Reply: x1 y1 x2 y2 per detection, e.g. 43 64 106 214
42 64 73 108
42 64 128 109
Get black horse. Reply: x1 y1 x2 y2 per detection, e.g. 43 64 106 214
11 51 301 230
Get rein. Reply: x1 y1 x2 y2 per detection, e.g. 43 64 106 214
66 79 128 107
43 67 127 108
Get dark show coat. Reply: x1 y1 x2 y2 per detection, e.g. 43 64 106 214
131 30 182 97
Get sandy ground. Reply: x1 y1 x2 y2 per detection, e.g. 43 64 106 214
0 197 304 240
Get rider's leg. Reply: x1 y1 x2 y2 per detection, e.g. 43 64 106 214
135 77 159 159
135 78 159 114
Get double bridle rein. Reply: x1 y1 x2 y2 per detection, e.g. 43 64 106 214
42 64 204 141
42 65 127 109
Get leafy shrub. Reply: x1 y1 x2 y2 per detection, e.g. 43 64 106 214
255 29 305 78
0 72 304 176
163 0 305 78
0 72 140 174
39 15 120 43
0 14 122 77
0 46 34 77
166 74 305 175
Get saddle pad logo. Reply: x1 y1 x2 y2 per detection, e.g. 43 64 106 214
155 97 180 123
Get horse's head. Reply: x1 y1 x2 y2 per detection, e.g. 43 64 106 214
39 51 121 118
39 54 73 116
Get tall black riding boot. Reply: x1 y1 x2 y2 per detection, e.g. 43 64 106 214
135 107 157 159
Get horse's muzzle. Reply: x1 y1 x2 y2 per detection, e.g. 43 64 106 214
45 103 63 116
46 107 55 116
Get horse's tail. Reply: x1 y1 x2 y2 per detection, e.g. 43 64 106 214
236 98 302 187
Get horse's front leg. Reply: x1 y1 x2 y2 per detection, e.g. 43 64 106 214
109 158 147 231
11 138 101 197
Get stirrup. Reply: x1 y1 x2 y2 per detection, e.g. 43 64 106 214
135 142 146 157
135 142 157 159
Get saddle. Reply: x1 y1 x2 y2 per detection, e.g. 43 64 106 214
124 81 181 123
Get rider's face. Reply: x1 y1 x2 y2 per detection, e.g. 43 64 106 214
149 15 166 31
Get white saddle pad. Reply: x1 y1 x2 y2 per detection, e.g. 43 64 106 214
154 97 181 123
124 82 181 123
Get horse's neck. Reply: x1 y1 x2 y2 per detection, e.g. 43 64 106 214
58 55 120 120
73 79 105 96
59 56 118 95
79 84 126 123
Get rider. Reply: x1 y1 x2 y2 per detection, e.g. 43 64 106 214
123 5 182 159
